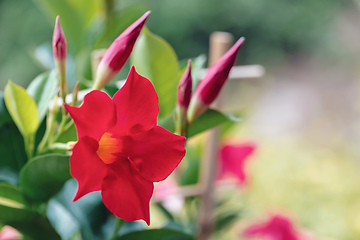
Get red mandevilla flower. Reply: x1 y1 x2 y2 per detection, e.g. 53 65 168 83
64 66 186 225
93 11 151 90
187 37 245 124
243 215 312 240
217 142 256 185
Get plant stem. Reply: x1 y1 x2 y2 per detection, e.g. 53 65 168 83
24 134 35 160
51 115 72 143
110 217 124 240
37 109 57 154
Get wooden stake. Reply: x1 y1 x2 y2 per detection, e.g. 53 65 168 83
197 32 233 240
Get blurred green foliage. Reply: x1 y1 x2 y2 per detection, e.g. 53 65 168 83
0 0 52 90
0 0 353 90
137 0 348 64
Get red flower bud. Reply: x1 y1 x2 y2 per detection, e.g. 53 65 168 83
187 37 245 124
93 11 151 90
175 60 192 136
53 15 68 99
177 59 192 108
52 15 67 62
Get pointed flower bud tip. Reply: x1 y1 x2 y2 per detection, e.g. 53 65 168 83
177 59 192 108
175 59 192 136
52 15 67 61
93 11 151 90
187 37 245 123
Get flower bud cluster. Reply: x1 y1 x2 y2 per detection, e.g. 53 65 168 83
175 37 245 136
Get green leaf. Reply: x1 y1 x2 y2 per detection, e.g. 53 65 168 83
31 0 85 53
0 92 27 171
117 228 194 240
214 210 240 232
0 183 27 210
50 179 107 240
20 154 71 202
131 27 179 119
0 92 11 127
159 109 241 138
188 109 241 137
27 70 58 122
56 123 77 143
4 81 39 137
178 147 200 186
0 182 61 240
65 0 102 26
47 199 80 240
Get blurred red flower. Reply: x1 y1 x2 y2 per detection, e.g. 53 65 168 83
65 66 186 225
218 142 256 185
243 214 312 240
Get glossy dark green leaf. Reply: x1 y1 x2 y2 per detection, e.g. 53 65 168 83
188 109 241 137
0 183 27 210
159 109 241 138
0 92 27 170
20 154 71 201
0 91 11 127
0 124 26 171
0 182 60 240
27 70 58 122
117 228 194 240
131 27 179 119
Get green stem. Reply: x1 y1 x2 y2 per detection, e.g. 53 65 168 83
24 134 35 160
37 110 57 154
110 217 124 240
51 115 72 143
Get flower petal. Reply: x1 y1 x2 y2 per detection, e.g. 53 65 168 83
126 126 186 182
112 66 158 134
70 136 107 201
219 142 255 185
101 161 153 225
242 215 307 240
64 90 116 141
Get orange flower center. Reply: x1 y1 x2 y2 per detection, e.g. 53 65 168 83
97 132 122 164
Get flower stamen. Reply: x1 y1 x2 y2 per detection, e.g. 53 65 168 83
97 132 122 164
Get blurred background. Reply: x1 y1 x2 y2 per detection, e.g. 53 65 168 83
2 0 360 239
